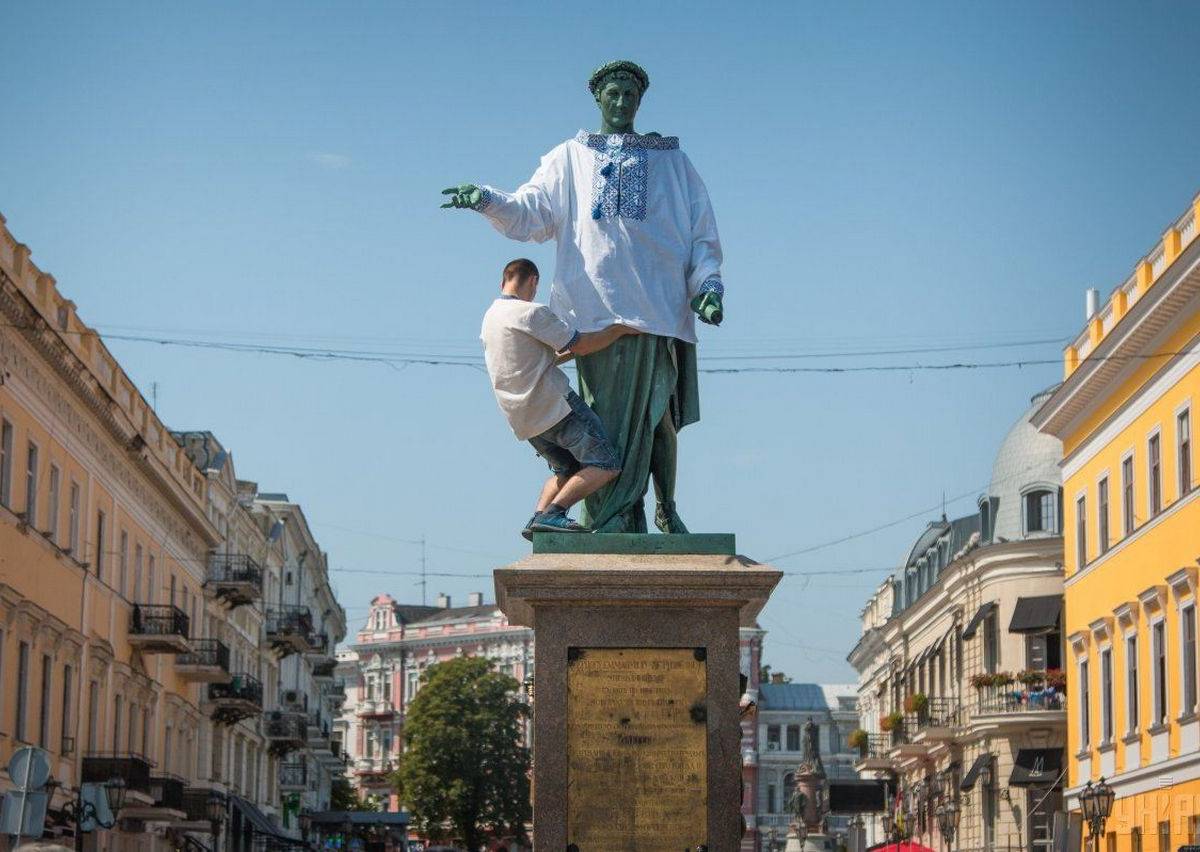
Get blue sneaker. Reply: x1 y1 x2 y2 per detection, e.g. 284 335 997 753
520 514 539 542
531 512 588 533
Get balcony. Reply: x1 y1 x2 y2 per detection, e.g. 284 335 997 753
266 605 314 657
323 679 347 703
207 673 264 725
128 605 190 654
178 787 227 831
355 757 393 785
307 712 331 747
175 639 232 683
264 711 308 756
910 697 961 745
82 753 152 790
305 632 336 666
972 683 1067 732
279 762 307 791
852 734 896 772
204 553 263 608
122 775 186 822
356 698 395 719
312 657 337 681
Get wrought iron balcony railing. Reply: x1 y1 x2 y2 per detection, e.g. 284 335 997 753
181 787 227 824
176 639 230 672
129 605 190 653
976 684 1066 715
911 697 961 729
144 775 186 811
205 553 263 607
208 673 264 724
82 752 152 789
279 762 307 788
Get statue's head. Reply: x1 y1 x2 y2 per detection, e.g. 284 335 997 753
588 60 649 134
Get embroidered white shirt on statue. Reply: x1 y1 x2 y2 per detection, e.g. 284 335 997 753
476 131 724 345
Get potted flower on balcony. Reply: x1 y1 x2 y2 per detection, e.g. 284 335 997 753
904 693 929 715
1045 668 1066 689
1018 669 1046 686
993 671 1015 687
849 728 869 756
880 711 903 732
970 672 995 689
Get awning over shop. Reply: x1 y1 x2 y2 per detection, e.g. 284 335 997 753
308 811 410 828
961 602 997 640
960 753 993 790
1009 748 1063 787
1009 595 1063 634
230 796 302 848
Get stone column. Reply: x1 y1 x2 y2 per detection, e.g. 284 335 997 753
495 535 781 851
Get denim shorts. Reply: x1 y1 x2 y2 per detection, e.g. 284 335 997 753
528 391 621 477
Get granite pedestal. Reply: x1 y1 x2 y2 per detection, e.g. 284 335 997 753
494 534 781 852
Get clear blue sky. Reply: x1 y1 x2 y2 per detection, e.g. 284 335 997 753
5 1 1200 682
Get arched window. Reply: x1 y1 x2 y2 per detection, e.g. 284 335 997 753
1022 488 1057 534
783 772 796 807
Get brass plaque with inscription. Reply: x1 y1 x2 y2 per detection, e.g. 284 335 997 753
566 647 707 851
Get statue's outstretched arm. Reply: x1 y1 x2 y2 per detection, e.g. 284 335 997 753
440 185 484 210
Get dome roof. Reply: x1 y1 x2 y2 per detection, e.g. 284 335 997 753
985 386 1063 542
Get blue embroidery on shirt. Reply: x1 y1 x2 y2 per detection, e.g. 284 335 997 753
698 278 724 298
578 132 662 221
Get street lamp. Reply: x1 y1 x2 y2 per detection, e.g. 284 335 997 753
1079 777 1115 852
56 778 127 852
936 799 959 852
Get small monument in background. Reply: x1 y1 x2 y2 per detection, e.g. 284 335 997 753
785 717 835 852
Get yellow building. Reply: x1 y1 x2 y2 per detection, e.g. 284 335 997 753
1033 193 1200 852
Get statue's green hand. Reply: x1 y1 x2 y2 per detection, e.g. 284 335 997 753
440 185 482 210
691 291 724 326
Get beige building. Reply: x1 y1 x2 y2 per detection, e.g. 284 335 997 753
849 390 1067 852
0 212 345 850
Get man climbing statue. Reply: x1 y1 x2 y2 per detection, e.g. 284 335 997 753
443 60 727 533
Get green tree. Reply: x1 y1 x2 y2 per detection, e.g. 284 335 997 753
394 656 531 850
331 776 379 812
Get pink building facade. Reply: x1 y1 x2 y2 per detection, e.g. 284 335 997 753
336 592 534 810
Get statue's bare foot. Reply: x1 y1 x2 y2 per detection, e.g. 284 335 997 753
655 500 689 534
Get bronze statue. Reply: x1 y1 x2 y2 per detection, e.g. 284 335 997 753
443 60 727 533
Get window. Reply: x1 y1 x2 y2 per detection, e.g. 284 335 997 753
127 703 137 755
95 509 106 579
1149 434 1163 516
87 681 99 752
1158 820 1170 852
118 530 128 597
61 665 73 753
47 464 60 542
767 783 777 814
1079 659 1090 747
1132 827 1142 852
133 544 143 601
1107 833 1117 852
147 555 156 604
113 695 123 751
984 610 1000 673
1153 622 1168 726
15 642 30 742
1183 605 1197 716
38 655 51 748
0 419 13 508
1076 496 1087 568
1122 456 1135 536
1101 648 1113 743
1025 490 1056 533
25 442 38 528
1098 478 1110 554
1127 635 1139 733
1181 409 1193 496
786 724 801 751
67 481 80 554
767 725 781 749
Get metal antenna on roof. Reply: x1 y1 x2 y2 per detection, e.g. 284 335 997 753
942 491 947 522
151 381 158 411
419 533 427 606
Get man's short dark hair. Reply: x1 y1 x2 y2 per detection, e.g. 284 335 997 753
502 258 539 287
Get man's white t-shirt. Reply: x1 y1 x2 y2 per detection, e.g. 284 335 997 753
480 296 577 441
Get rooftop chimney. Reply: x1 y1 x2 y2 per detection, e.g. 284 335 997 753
771 673 786 685
1086 288 1100 320
436 593 450 609
468 592 483 607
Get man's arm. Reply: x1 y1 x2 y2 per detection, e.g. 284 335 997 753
561 324 639 357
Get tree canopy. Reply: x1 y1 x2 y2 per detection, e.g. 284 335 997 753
394 656 531 850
